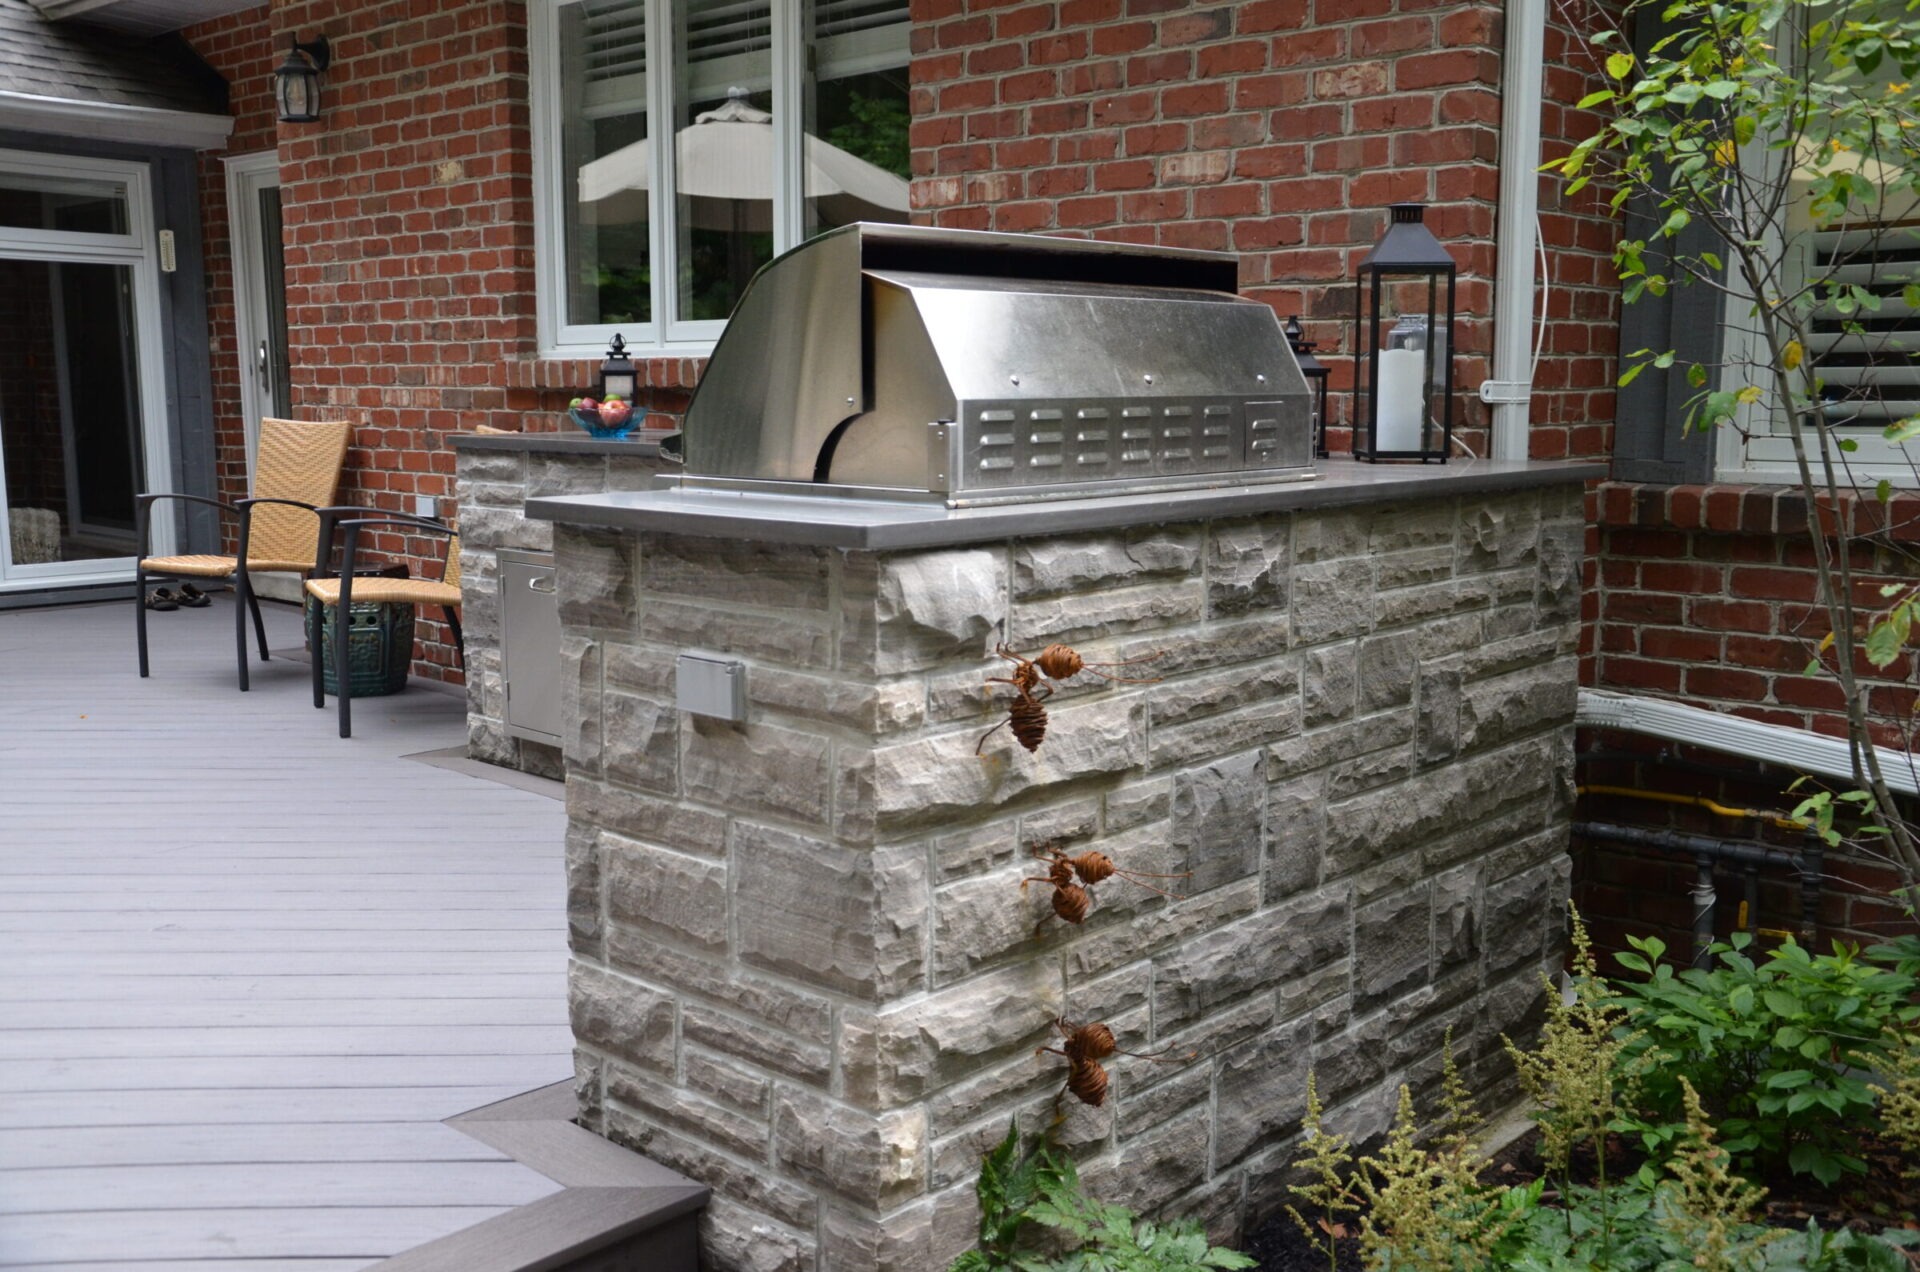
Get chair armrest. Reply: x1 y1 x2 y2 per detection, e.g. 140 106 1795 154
134 492 235 556
334 516 457 590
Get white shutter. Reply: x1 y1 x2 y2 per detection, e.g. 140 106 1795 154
1805 224 1920 427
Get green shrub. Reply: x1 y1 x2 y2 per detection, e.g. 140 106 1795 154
947 1118 1254 1272
1609 933 1920 1184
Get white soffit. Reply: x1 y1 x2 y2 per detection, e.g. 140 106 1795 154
28 0 258 37
1577 687 1920 796
0 88 232 149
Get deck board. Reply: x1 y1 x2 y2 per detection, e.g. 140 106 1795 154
0 598 573 1269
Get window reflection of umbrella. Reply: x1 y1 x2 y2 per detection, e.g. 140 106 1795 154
576 88 911 232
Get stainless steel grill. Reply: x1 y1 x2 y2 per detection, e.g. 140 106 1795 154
674 223 1316 506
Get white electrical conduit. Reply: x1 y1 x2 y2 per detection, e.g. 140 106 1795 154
1488 0 1550 460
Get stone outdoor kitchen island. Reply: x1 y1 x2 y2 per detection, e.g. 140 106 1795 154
529 457 1599 1271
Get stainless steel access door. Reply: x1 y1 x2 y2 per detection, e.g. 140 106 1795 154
499 549 561 745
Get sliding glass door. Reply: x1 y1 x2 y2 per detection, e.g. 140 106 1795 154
0 151 171 590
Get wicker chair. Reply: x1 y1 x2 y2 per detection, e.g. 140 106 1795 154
134 418 352 691
304 514 462 738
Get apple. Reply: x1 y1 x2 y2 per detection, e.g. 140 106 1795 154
598 399 633 428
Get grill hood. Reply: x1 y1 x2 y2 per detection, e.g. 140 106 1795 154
676 223 1316 506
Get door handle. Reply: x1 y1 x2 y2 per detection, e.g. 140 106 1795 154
256 340 270 384
527 574 556 594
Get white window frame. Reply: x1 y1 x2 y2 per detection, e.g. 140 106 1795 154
0 148 174 590
529 0 906 357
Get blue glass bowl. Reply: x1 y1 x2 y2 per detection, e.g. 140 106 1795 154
570 406 634 440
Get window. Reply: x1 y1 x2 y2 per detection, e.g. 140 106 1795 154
531 0 911 355
1716 12 1920 483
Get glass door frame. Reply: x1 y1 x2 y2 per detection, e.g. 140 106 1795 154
0 148 174 590
225 150 283 481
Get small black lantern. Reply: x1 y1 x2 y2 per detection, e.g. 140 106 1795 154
1284 315 1331 460
600 333 636 401
1352 203 1456 462
273 35 330 124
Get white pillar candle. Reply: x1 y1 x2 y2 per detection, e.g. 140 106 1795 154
1376 347 1425 452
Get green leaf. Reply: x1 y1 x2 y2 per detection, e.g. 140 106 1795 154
1687 363 1709 387
1879 478 1894 502
1729 984 1755 1015
1607 51 1635 80
1886 415 1920 444
1578 89 1615 109
1734 114 1757 145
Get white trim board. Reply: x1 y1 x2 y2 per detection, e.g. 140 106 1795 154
0 90 233 151
1576 687 1920 796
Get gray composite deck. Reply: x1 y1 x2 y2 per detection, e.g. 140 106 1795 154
0 597 574 1269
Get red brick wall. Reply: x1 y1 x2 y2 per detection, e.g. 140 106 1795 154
907 0 1625 463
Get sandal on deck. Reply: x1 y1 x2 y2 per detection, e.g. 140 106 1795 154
145 588 180 612
178 583 212 608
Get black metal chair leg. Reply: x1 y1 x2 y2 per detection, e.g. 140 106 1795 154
310 595 326 710
247 586 270 662
443 607 464 671
335 596 352 738
234 573 250 692
135 565 150 677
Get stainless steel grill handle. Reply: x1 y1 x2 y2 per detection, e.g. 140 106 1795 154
527 575 556 594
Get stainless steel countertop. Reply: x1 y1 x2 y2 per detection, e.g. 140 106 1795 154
525 457 1605 550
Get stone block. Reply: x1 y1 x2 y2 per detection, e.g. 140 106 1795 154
931 819 1020 882
528 454 610 497
842 549 1006 675
932 861 1060 986
605 832 729 951
1265 776 1324 900
456 449 528 485
1119 1062 1213 1138
1010 579 1207 646
696 1196 815 1272
1433 864 1481 974
1207 517 1290 616
841 962 1064 1108
1150 658 1299 730
601 690 678 794
1460 496 1540 573
565 822 601 953
602 642 675 694
733 823 927 998
560 635 601 772
1212 1017 1313 1168
608 1063 767 1162
463 501 556 553
639 597 834 669
1538 520 1583 624
1373 576 1493 629
1324 736 1557 878
1458 659 1578 753
1302 645 1356 727
459 479 532 511
555 527 632 627
821 1200 974 1272
1355 885 1431 1011
683 717 832 827
1171 750 1265 893
1357 631 1416 712
685 1045 772 1116
623 1124 816 1229
1374 544 1454 591
605 928 832 1041
681 1000 833 1085
773 1087 927 1207
750 665 926 735
1106 776 1172 832
1013 528 1202 598
1080 1109 1210 1216
569 960 675 1076
568 777 727 857
1293 508 1368 562
1313 1011 1391 1106
868 692 1146 832
1152 890 1350 1032
1148 697 1301 770
1066 877 1261 980
1484 857 1559 979
607 453 667 489
1325 745 1413 801
923 1047 1067 1137
1113 613 1292 677
642 534 831 610
1291 558 1374 644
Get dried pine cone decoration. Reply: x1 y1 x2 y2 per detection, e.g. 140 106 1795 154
1050 882 1091 923
1067 1057 1110 1106
1007 687 1050 752
1061 1019 1116 1063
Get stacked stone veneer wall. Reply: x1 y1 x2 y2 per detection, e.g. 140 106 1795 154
556 481 1585 1271
456 442 667 777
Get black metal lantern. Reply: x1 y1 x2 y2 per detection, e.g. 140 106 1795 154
1353 203 1456 462
601 333 636 401
1284 315 1331 460
273 35 330 124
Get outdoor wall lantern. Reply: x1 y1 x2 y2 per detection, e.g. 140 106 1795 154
1352 202 1457 463
1284 315 1331 459
274 35 331 124
601 333 636 401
